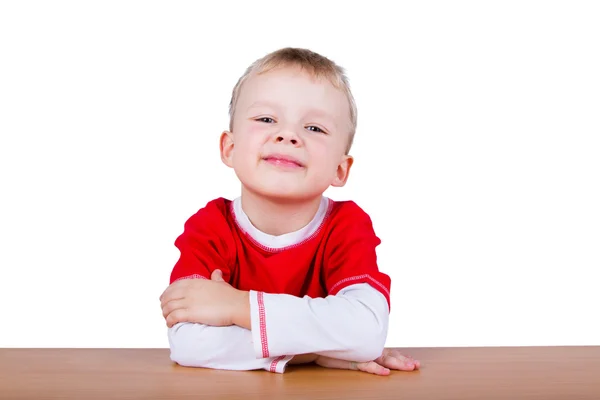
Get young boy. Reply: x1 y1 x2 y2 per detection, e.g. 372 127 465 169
159 47 420 376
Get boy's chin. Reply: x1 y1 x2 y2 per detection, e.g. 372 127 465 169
243 182 323 203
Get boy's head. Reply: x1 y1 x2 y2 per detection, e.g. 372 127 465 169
220 47 358 202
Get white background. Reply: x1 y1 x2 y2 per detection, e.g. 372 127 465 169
1 1 598 349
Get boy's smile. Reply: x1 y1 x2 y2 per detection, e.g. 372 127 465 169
262 153 305 170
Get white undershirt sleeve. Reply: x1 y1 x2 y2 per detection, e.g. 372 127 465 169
168 323 294 373
249 283 389 362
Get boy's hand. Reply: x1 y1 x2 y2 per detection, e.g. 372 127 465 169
314 349 420 376
159 270 249 328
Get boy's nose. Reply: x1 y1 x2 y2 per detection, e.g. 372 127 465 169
275 135 298 145
274 129 301 146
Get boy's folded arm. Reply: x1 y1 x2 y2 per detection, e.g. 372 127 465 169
169 283 387 372
168 322 294 373
248 282 389 363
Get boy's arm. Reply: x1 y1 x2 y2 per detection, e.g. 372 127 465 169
164 271 384 371
167 322 294 373
167 282 386 373
240 282 389 362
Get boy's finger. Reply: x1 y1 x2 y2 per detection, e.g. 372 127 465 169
159 285 174 302
381 355 418 371
211 269 224 281
165 308 188 328
159 289 185 308
161 299 186 318
315 356 391 376
386 350 421 369
357 361 390 376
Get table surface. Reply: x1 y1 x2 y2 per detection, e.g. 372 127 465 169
1 346 599 399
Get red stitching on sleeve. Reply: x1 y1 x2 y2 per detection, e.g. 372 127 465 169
329 274 390 298
269 355 287 372
257 291 269 358
174 274 208 282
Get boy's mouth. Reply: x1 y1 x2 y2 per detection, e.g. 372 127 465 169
262 154 305 168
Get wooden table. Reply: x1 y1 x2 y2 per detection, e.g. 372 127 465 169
1 346 599 399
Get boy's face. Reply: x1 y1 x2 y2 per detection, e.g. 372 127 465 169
220 66 353 202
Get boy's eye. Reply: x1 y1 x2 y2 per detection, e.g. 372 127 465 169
307 126 326 134
257 117 275 123
255 118 326 134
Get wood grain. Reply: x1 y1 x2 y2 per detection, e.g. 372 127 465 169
1 346 599 399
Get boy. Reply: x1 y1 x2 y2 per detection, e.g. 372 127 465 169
159 47 420 376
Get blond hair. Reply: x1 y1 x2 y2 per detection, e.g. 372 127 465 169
228 47 358 153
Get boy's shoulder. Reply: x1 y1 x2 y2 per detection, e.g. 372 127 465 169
183 197 233 229
329 198 373 220
189 197 232 215
202 196 231 212
326 198 376 232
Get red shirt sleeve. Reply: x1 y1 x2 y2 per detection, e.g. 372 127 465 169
323 201 392 310
169 198 236 284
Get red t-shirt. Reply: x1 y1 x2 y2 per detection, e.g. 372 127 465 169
170 197 391 309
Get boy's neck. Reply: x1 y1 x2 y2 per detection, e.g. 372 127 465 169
240 187 323 236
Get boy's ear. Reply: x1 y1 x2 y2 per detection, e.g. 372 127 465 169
331 155 354 187
220 131 234 168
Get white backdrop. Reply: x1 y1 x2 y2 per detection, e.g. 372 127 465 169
1 1 598 349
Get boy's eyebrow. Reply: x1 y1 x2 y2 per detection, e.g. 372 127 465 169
246 101 279 111
305 108 336 124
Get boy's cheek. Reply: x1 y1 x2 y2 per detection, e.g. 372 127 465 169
245 122 276 139
238 121 260 135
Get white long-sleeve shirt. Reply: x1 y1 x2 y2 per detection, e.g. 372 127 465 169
168 282 389 373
